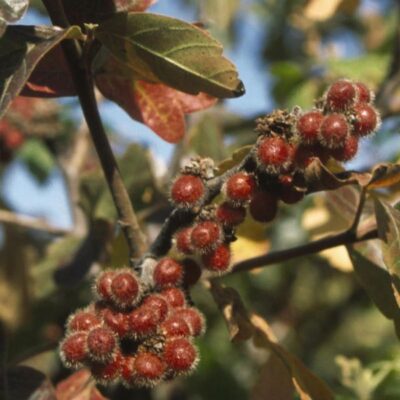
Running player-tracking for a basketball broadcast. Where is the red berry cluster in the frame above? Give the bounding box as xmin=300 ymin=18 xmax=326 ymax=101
xmin=60 ymin=265 xmax=204 ymax=388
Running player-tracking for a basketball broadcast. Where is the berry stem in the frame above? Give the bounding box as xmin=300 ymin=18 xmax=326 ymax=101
xmin=231 ymin=225 xmax=378 ymax=274
xmin=42 ymin=0 xmax=147 ymax=264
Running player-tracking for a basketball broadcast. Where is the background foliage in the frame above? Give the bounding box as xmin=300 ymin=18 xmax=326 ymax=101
xmin=2 ymin=0 xmax=400 ymax=399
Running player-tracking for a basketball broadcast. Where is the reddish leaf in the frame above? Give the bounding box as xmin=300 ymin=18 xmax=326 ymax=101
xmin=21 ymin=45 xmax=76 ymax=97
xmin=56 ymin=369 xmax=108 ymax=400
xmin=114 ymin=0 xmax=157 ymax=11
xmin=134 ymin=80 xmax=185 ymax=143
xmin=174 ymin=91 xmax=217 ymax=113
xmin=95 ymin=57 xmax=217 ymax=143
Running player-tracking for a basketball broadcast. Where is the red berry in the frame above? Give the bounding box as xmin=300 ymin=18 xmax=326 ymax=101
xmin=249 ymin=190 xmax=278 ymax=223
xmin=296 ymin=111 xmax=323 ymax=143
xmin=181 ymin=258 xmax=202 ymax=287
xmin=190 ymin=221 xmax=222 ymax=253
xmin=110 ymin=269 xmax=141 ymax=308
xmin=170 ymin=174 xmax=205 ymax=208
xmin=95 ymin=270 xmax=115 ymax=301
xmin=294 ymin=144 xmax=330 ymax=168
xmin=102 ymin=308 xmax=130 ymax=338
xmin=331 ymin=135 xmax=359 ymax=162
xmin=256 ymin=136 xmax=293 ymax=174
xmin=129 ymin=306 xmax=160 ymax=337
xmin=201 ymin=244 xmax=231 ymax=273
xmin=326 ymin=79 xmax=356 ymax=111
xmin=91 ymin=352 xmax=122 ymax=384
xmin=121 ymin=355 xmax=136 ymax=386
xmin=216 ymin=202 xmax=246 ymax=226
xmin=160 ymin=287 xmax=186 ymax=308
xmin=4 ymin=129 xmax=24 ymax=149
xmin=153 ymin=258 xmax=183 ymax=288
xmin=161 ymin=315 xmax=191 ymax=337
xmin=319 ymin=113 xmax=349 ymax=148
xmin=164 ymin=338 xmax=198 ymax=372
xmin=87 ymin=327 xmax=117 ymax=362
xmin=278 ymin=176 xmax=304 ymax=205
xmin=142 ymin=294 xmax=169 ymax=321
xmin=134 ymin=352 xmax=165 ymax=384
xmin=354 ymin=82 xmax=371 ymax=103
xmin=175 ymin=227 xmax=194 ymax=255
xmin=60 ymin=332 xmax=88 ymax=368
xmin=67 ymin=310 xmax=101 ymax=332
xmin=352 ymin=103 xmax=379 ymax=136
xmin=174 ymin=308 xmax=205 ymax=337
xmin=224 ymin=172 xmax=255 ymax=203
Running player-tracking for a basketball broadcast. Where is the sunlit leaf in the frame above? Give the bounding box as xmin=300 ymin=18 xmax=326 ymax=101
xmin=55 ymin=369 xmax=108 ymax=400
xmin=0 ymin=0 xmax=29 ymax=31
xmin=367 ymin=163 xmax=400 ymax=189
xmin=95 ymin=12 xmax=244 ymax=98
xmin=251 ymin=314 xmax=334 ymax=400
xmin=217 ymin=144 xmax=252 ymax=174
xmin=304 ymin=0 xmax=359 ymax=21
xmin=209 ymin=280 xmax=254 ymax=343
xmin=114 ymin=0 xmax=156 ymax=12
xmin=0 ymin=24 xmax=82 ymax=117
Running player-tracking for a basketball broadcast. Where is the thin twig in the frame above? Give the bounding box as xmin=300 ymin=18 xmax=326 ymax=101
xmin=42 ymin=0 xmax=147 ymax=263
xmin=231 ymin=226 xmax=378 ymax=274
xmin=0 ymin=209 xmax=70 ymax=235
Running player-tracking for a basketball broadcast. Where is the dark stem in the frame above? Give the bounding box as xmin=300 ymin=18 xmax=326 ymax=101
xmin=231 ymin=227 xmax=378 ymax=273
xmin=42 ymin=0 xmax=147 ymax=263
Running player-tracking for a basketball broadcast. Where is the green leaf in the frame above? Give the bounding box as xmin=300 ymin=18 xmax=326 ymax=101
xmin=374 ymin=199 xmax=400 ymax=298
xmin=217 ymin=144 xmax=252 ymax=175
xmin=17 ymin=139 xmax=55 ymax=183
xmin=94 ymin=12 xmax=244 ymax=98
xmin=0 ymin=25 xmax=82 ymax=118
xmin=327 ymin=54 xmax=390 ymax=88
xmin=347 ymin=245 xmax=400 ymax=339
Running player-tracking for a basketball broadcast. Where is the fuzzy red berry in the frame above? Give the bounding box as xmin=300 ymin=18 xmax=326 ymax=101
xmin=134 ymin=352 xmax=165 ymax=385
xmin=102 ymin=308 xmax=130 ymax=338
xmin=170 ymin=174 xmax=205 ymax=208
xmin=331 ymin=135 xmax=359 ymax=162
xmin=190 ymin=221 xmax=222 ymax=253
xmin=216 ymin=202 xmax=246 ymax=226
xmin=129 ymin=306 xmax=161 ymax=337
xmin=256 ymin=136 xmax=293 ymax=174
xmin=153 ymin=258 xmax=183 ymax=288
xmin=164 ymin=338 xmax=198 ymax=373
xmin=326 ymin=79 xmax=356 ymax=111
xmin=294 ymin=144 xmax=330 ymax=168
xmin=160 ymin=287 xmax=186 ymax=308
xmin=296 ymin=111 xmax=323 ymax=143
xmin=161 ymin=315 xmax=191 ymax=337
xmin=201 ymin=244 xmax=231 ymax=273
xmin=278 ymin=176 xmax=304 ymax=205
xmin=87 ymin=327 xmax=117 ymax=362
xmin=67 ymin=310 xmax=101 ymax=332
xmin=142 ymin=294 xmax=169 ymax=321
xmin=354 ymin=82 xmax=372 ymax=103
xmin=95 ymin=270 xmax=115 ymax=301
xmin=175 ymin=227 xmax=194 ymax=255
xmin=352 ymin=103 xmax=379 ymax=136
xmin=224 ymin=172 xmax=255 ymax=203
xmin=91 ymin=352 xmax=122 ymax=384
xmin=319 ymin=113 xmax=349 ymax=148
xmin=249 ymin=190 xmax=278 ymax=223
xmin=110 ymin=269 xmax=141 ymax=308
xmin=60 ymin=332 xmax=88 ymax=368
xmin=174 ymin=308 xmax=205 ymax=337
